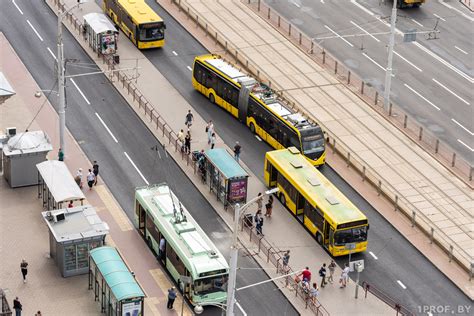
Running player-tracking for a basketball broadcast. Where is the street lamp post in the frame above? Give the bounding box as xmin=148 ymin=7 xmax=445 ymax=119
xmin=383 ymin=0 xmax=398 ymax=112
xmin=226 ymin=188 xmax=279 ymax=316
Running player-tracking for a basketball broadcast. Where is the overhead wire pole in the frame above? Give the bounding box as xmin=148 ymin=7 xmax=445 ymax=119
xmin=383 ymin=0 xmax=398 ymax=112
xmin=57 ymin=7 xmax=66 ymax=159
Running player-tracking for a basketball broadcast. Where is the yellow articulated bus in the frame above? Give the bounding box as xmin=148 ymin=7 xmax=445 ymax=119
xmin=192 ymin=54 xmax=326 ymax=167
xmin=264 ymin=147 xmax=368 ymax=256
xmin=102 ymin=0 xmax=166 ymax=49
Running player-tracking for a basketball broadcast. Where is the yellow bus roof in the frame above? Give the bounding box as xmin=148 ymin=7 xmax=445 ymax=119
xmin=266 ymin=148 xmax=367 ymax=225
xmin=118 ymin=0 xmax=163 ymax=25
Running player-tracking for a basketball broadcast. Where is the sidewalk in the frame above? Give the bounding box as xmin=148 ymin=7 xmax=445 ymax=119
xmin=46 ymin=0 xmax=401 ymax=314
xmin=0 ymin=32 xmax=192 ymax=316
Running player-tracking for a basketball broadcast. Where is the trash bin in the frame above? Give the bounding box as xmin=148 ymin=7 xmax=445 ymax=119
xmin=243 ymin=214 xmax=253 ymax=228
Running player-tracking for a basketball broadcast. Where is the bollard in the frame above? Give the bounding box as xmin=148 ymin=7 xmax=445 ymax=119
xmin=451 ymin=152 xmax=456 ymax=167
xmin=389 ymin=103 xmax=392 ymax=116
xmin=347 ymin=71 xmax=351 ymax=84
xmin=268 ymin=8 xmax=270 ymax=19
xmin=377 ymin=180 xmax=382 ymax=196
xmin=289 ymin=24 xmax=292 ymax=36
xmin=196 ymin=15 xmax=199 ymax=27
xmin=375 ymin=91 xmax=378 ymax=105
xmin=403 ymin=115 xmax=408 ymax=128
xmin=205 ymin=23 xmax=208 ymax=36
xmin=470 ymin=167 xmax=473 ymax=182
xmin=310 ymin=41 xmax=314 ymax=54
xmin=215 ymin=32 xmax=218 ymax=44
xmin=278 ymin=16 xmax=281 ymax=27
xmin=362 ymin=166 xmax=366 ymax=182
xmin=470 ymin=263 xmax=474 ymax=281
xmin=430 ymin=227 xmax=434 ymax=244
xmin=449 ymin=245 xmax=453 ymax=262
xmin=347 ymin=152 xmax=351 ymax=167
xmin=334 ymin=61 xmax=338 ymax=74
xmin=322 ymin=50 xmax=326 ymax=64
xmin=394 ymin=195 xmax=398 ymax=211
xmin=418 ymin=126 xmax=423 ymax=140
xmin=361 ymin=81 xmax=364 ymax=94
xmin=435 ymin=139 xmax=439 ymax=153
xmin=411 ymin=211 xmax=416 ymax=227
xmin=332 ymin=138 xmax=336 ymax=154
xmin=299 ymin=32 xmax=302 ymax=45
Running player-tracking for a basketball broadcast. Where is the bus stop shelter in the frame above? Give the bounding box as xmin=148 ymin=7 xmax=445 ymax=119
xmin=83 ymin=13 xmax=119 ymax=56
xmin=204 ymin=148 xmax=249 ymax=206
xmin=89 ymin=246 xmax=145 ymax=316
xmin=36 ymin=160 xmax=85 ymax=210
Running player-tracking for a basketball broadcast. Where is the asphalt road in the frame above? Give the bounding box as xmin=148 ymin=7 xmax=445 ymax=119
xmin=0 ymin=2 xmax=297 ymax=315
xmin=264 ymin=0 xmax=473 ymax=163
xmin=1 ymin=0 xmax=470 ymax=314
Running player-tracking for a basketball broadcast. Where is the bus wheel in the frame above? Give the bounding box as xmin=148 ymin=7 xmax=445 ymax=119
xmin=209 ymin=93 xmax=215 ymax=104
xmin=279 ymin=193 xmax=286 ymax=206
xmin=316 ymin=233 xmax=323 ymax=245
xmin=249 ymin=122 xmax=256 ymax=134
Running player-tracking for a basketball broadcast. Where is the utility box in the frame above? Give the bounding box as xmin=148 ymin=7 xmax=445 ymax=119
xmin=83 ymin=13 xmax=119 ymax=55
xmin=2 ymin=130 xmax=52 ymax=188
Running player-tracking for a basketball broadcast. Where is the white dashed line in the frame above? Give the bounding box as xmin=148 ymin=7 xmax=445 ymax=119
xmin=350 ymin=0 xmax=374 ymax=16
xmin=124 ymin=152 xmax=149 ymax=185
xmin=255 ymin=135 xmax=262 ymax=141
xmin=433 ymin=13 xmax=446 ymax=22
xmin=451 ymin=119 xmax=474 ymax=136
xmin=172 ymin=50 xmax=178 ymax=56
xmin=70 ymin=78 xmax=91 ymax=105
xmin=320 ymin=0 xmax=325 ymax=3
xmin=95 ymin=112 xmax=119 ymax=143
xmin=454 ymin=46 xmax=468 ymax=55
xmin=432 ymin=78 xmax=470 ymax=105
xmin=439 ymin=0 xmax=474 ymax=22
xmin=457 ymin=139 xmax=474 ymax=152
xmin=350 ymin=20 xmax=380 ymax=42
xmin=397 ymin=280 xmax=407 ymax=289
xmin=324 ymin=25 xmax=354 ymax=47
xmin=12 ymin=0 xmax=23 ymax=15
xmin=27 ymin=20 xmax=44 ymax=42
xmin=404 ymin=84 xmax=440 ymax=111
xmin=292 ymin=1 xmax=301 ymax=8
xmin=411 ymin=19 xmax=423 ymax=27
xmin=362 ymin=53 xmax=394 ymax=76
xmin=46 ymin=47 xmax=57 ymax=61
xmin=187 ymin=66 xmax=192 ymax=71
xmin=393 ymin=51 xmax=422 ymax=72
xmin=369 ymin=251 xmax=378 ymax=260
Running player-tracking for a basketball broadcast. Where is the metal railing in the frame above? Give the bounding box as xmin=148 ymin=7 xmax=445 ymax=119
xmin=0 ymin=289 xmax=12 ymax=316
xmin=361 ymin=281 xmax=414 ymax=316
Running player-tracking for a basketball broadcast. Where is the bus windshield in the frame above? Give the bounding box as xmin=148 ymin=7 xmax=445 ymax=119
xmin=300 ymin=128 xmax=324 ymax=154
xmin=194 ymin=275 xmax=228 ymax=295
xmin=334 ymin=226 xmax=368 ymax=246
xmin=139 ymin=23 xmax=165 ymax=41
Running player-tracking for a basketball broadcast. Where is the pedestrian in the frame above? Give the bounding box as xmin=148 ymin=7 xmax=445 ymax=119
xmin=328 ymin=260 xmax=336 ymax=283
xmin=340 ymin=263 xmax=350 ymax=288
xmin=75 ymin=168 xmax=83 ymax=189
xmin=233 ymin=141 xmax=241 ymax=162
xmin=319 ymin=263 xmax=327 ymax=288
xmin=68 ymin=200 xmax=74 ymax=208
xmin=58 ymin=148 xmax=64 ymax=161
xmin=282 ymin=250 xmax=290 ymax=272
xmin=159 ymin=237 xmax=166 ymax=260
xmin=210 ymin=132 xmax=216 ymax=149
xmin=177 ymin=129 xmax=185 ymax=152
xmin=167 ymin=287 xmax=177 ymax=309
xmin=184 ymin=131 xmax=191 ymax=154
xmin=35 ymin=311 xmax=42 ymax=316
xmin=299 ymin=266 xmax=311 ymax=282
xmin=265 ymin=198 xmax=273 ymax=217
xmin=20 ymin=259 xmax=28 ymax=283
xmin=13 ymin=297 xmax=22 ymax=316
xmin=92 ymin=160 xmax=99 ymax=185
xmin=87 ymin=169 xmax=95 ymax=190
xmin=206 ymin=120 xmax=214 ymax=144
xmin=185 ymin=110 xmax=193 ymax=129
xmin=309 ymin=283 xmax=319 ymax=304
xmin=269 ymin=194 xmax=274 ymax=206
xmin=255 ymin=209 xmax=264 ymax=236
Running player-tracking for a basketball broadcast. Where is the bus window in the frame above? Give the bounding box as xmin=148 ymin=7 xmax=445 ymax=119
xmin=333 ymin=227 xmax=368 ymax=246
xmin=139 ymin=24 xmax=164 ymax=41
xmin=267 ymin=162 xmax=278 ymax=183
xmin=304 ymin=202 xmax=324 ymax=232
xmin=194 ymin=275 xmax=228 ymax=295
xmin=167 ymin=246 xmax=186 ymax=275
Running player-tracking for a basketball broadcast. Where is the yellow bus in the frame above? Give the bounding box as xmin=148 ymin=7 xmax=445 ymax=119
xmin=264 ymin=148 xmax=368 ymax=256
xmin=102 ymin=0 xmax=166 ymax=49
xmin=192 ymin=54 xmax=326 ymax=166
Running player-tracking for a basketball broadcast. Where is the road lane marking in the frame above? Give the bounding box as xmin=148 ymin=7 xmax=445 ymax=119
xmin=432 ymin=78 xmax=470 ymax=105
xmin=46 ymin=47 xmax=57 ymax=61
xmin=236 ymin=301 xmax=248 ymax=316
xmin=433 ymin=13 xmax=446 ymax=22
xmin=350 ymin=20 xmax=380 ymax=42
xmin=124 ymin=151 xmax=149 ymax=185
xmin=70 ymin=78 xmax=91 ymax=105
xmin=172 ymin=50 xmax=178 ymax=56
xmin=292 ymin=1 xmax=301 ymax=8
xmin=454 ymin=46 xmax=468 ymax=55
xmin=439 ymin=0 xmax=474 ymax=22
xmin=451 ymin=118 xmax=474 ymax=135
xmin=27 ymin=20 xmax=44 ymax=42
xmin=12 ymin=0 xmax=23 ymax=15
xmin=324 ymin=25 xmax=354 ymax=47
xmin=362 ymin=53 xmax=394 ymax=76
xmin=320 ymin=0 xmax=325 ymax=3
xmin=255 ymin=135 xmax=262 ymax=141
xmin=393 ymin=51 xmax=422 ymax=72
xmin=403 ymin=84 xmax=440 ymax=111
xmin=413 ymin=42 xmax=474 ymax=83
xmin=369 ymin=251 xmax=378 ymax=260
xmin=411 ymin=19 xmax=423 ymax=27
xmin=457 ymin=139 xmax=474 ymax=152
xmin=95 ymin=112 xmax=119 ymax=143
xmin=187 ymin=66 xmax=192 ymax=71
xmin=397 ymin=280 xmax=407 ymax=289
xmin=350 ymin=0 xmax=374 ymax=16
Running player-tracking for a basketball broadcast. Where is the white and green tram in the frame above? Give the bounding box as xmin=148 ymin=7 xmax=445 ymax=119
xmin=134 ymin=183 xmax=229 ymax=306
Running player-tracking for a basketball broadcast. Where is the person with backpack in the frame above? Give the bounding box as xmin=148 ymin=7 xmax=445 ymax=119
xmin=185 ymin=110 xmax=193 ymax=129
xmin=319 ymin=263 xmax=327 ymax=288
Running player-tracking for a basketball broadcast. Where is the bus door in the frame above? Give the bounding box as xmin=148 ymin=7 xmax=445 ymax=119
xmin=328 ymin=226 xmax=335 ymax=252
xmin=323 ymin=222 xmax=330 ymax=248
xmin=238 ymin=84 xmax=250 ymax=123
xmin=296 ymin=193 xmax=305 ymax=223
xmin=138 ymin=205 xmax=146 ymax=236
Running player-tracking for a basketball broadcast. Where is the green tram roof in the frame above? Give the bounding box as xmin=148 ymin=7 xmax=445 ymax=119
xmin=117 ymin=0 xmax=163 ymax=25
xmin=135 ymin=183 xmax=229 ymax=278
xmin=89 ymin=246 xmax=145 ymax=301
xmin=266 ymin=148 xmax=367 ymax=225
